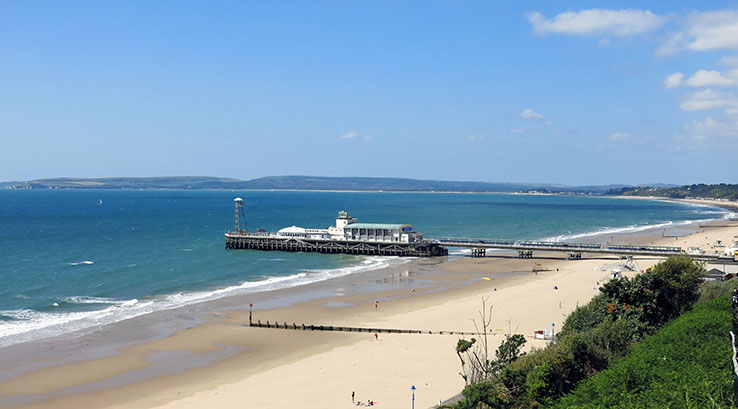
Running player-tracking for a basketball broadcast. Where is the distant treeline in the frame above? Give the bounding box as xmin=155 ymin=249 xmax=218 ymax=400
xmin=606 ymin=183 xmax=738 ymax=201
xmin=8 ymin=176 xmax=633 ymax=194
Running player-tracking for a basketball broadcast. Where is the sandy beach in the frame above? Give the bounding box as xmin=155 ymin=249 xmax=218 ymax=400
xmin=1 ymin=200 xmax=737 ymax=409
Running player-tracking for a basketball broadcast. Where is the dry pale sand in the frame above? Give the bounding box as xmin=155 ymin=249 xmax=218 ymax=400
xmin=1 ymin=206 xmax=737 ymax=409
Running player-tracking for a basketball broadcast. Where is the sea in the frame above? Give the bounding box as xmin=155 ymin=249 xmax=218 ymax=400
xmin=0 ymin=189 xmax=731 ymax=349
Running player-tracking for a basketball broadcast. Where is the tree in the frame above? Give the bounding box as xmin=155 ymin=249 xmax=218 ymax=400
xmin=455 ymin=299 xmax=527 ymax=385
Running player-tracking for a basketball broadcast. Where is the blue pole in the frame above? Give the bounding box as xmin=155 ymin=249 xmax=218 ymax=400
xmin=552 ymin=323 xmax=555 ymax=342
xmin=411 ymin=385 xmax=416 ymax=409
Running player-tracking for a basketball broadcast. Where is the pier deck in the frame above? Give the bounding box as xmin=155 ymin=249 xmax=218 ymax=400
xmin=433 ymin=237 xmax=730 ymax=260
xmin=225 ymin=232 xmax=726 ymax=259
xmin=225 ymin=232 xmax=448 ymax=257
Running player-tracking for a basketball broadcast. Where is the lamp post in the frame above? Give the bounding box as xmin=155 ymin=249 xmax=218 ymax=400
xmin=410 ymin=385 xmax=416 ymax=409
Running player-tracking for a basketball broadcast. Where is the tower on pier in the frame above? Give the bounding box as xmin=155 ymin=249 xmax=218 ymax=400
xmin=234 ymin=197 xmax=246 ymax=232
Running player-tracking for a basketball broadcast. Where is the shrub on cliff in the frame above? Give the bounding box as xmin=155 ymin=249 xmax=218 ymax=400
xmin=453 ymin=256 xmax=708 ymax=408
xmin=555 ymin=296 xmax=735 ymax=408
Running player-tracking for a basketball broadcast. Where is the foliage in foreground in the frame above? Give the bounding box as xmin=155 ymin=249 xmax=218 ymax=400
xmin=700 ymin=277 xmax=738 ymax=302
xmin=555 ymin=296 xmax=735 ymax=408
xmin=452 ymin=256 xmax=708 ymax=408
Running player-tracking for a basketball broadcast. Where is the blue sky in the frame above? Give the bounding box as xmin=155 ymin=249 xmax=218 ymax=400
xmin=1 ymin=1 xmax=737 ymax=185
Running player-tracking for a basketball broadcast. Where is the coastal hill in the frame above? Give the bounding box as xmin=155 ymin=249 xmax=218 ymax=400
xmin=7 ymin=176 xmax=632 ymax=193
xmin=605 ymin=184 xmax=738 ymax=201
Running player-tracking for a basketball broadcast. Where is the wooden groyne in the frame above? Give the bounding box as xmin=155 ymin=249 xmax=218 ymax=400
xmin=248 ymin=319 xmax=478 ymax=336
xmin=247 ymin=319 xmax=551 ymax=340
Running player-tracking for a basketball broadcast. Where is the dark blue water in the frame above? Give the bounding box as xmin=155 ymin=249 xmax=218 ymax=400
xmin=0 ymin=190 xmax=728 ymax=347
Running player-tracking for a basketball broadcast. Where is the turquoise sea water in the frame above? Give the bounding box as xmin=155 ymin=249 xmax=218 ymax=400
xmin=0 ymin=190 xmax=730 ymax=348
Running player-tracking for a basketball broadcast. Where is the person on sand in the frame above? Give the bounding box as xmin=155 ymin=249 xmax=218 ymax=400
xmin=375 ymin=300 xmax=379 ymax=310
xmin=352 ymin=391 xmax=355 ymax=403
xmin=374 ymin=333 xmax=378 ymax=340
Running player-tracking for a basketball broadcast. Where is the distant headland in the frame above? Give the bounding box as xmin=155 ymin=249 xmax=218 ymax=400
xmin=1 ymin=176 xmax=642 ymax=194
xmin=2 ymin=176 xmax=737 ymax=201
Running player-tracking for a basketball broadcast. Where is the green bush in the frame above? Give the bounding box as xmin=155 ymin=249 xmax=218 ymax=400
xmin=700 ymin=278 xmax=738 ymax=302
xmin=555 ymin=296 xmax=735 ymax=408
xmin=451 ymin=256 xmax=711 ymax=408
xmin=559 ymin=295 xmax=611 ymax=338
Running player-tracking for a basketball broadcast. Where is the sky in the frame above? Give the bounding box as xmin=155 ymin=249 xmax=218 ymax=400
xmin=1 ymin=1 xmax=737 ymax=186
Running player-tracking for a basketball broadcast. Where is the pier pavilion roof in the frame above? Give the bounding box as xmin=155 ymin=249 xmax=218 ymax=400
xmin=344 ymin=223 xmax=411 ymax=230
xmin=278 ymin=226 xmax=306 ymax=234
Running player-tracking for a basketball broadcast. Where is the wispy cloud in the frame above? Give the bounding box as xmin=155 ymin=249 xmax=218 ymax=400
xmin=468 ymin=134 xmax=484 ymax=141
xmin=608 ymin=132 xmax=631 ymax=141
xmin=675 ymin=115 xmax=738 ymax=148
xmin=658 ymin=10 xmax=738 ymax=55
xmin=527 ymin=9 xmax=667 ymax=37
xmin=680 ymin=88 xmax=738 ymax=114
xmin=520 ymin=108 xmax=544 ymax=120
xmin=608 ymin=132 xmax=646 ymax=144
xmin=719 ymin=55 xmax=738 ymax=66
xmin=341 ymin=130 xmax=373 ymax=141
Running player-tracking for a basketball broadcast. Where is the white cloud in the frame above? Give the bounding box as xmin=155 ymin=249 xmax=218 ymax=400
xmin=686 ymin=69 xmax=738 ymax=87
xmin=680 ymin=88 xmax=738 ymax=113
xmin=527 ymin=9 xmax=667 ymax=37
xmin=664 ymin=72 xmax=684 ymax=88
xmin=520 ymin=108 xmax=544 ymax=120
xmin=362 ymin=134 xmax=373 ymax=141
xmin=719 ymin=55 xmax=738 ymax=66
xmin=509 ymin=128 xmax=525 ymax=135
xmin=468 ymin=134 xmax=484 ymax=141
xmin=667 ymin=69 xmax=738 ymax=88
xmin=659 ymin=10 xmax=738 ymax=54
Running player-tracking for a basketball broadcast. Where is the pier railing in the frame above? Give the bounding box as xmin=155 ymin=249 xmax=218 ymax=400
xmin=432 ymin=237 xmax=685 ymax=257
xmin=226 ymin=231 xmax=729 ymax=260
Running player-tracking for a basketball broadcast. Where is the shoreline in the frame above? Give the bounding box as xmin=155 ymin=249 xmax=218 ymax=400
xmin=1 ymin=204 xmax=737 ymax=408
xmin=5 ymin=195 xmax=731 ymax=353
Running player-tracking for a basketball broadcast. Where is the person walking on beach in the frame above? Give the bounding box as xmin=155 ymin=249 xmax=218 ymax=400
xmin=352 ymin=391 xmax=355 ymax=403
xmin=375 ymin=300 xmax=379 ymax=310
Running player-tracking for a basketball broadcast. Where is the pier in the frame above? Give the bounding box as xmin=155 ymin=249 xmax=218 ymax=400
xmin=433 ymin=237 xmax=686 ymax=258
xmin=225 ymin=198 xmax=736 ymax=261
xmin=225 ymin=233 xmax=448 ymax=257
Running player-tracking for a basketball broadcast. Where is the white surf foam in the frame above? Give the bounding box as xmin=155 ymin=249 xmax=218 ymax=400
xmin=0 ymin=256 xmax=410 ymax=348
xmin=68 ymin=261 xmax=94 ymax=266
xmin=541 ymin=214 xmax=729 ymax=243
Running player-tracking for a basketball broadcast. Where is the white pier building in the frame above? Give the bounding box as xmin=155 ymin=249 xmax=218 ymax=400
xmin=276 ymin=210 xmax=423 ymax=243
